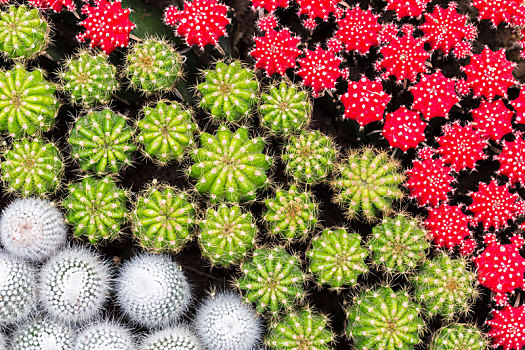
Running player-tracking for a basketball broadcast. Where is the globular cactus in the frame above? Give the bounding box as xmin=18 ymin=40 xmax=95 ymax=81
xmin=131 ymin=183 xmax=195 ymax=253
xmin=236 ymin=246 xmax=306 ymax=316
xmin=282 ymin=130 xmax=337 ymax=184
xmin=194 ymin=291 xmax=262 ymax=350
xmin=73 ymin=322 xmax=136 ymax=350
xmin=1 ymin=138 xmax=64 ymax=197
xmin=115 ymin=253 xmax=192 ymax=328
xmin=63 ymin=176 xmax=127 ymax=244
xmin=430 ymin=323 xmax=488 ymax=350
xmin=198 ymin=203 xmax=257 ymax=266
xmin=125 ymin=38 xmax=183 ymax=94
xmin=307 ymin=228 xmax=368 ymax=289
xmin=0 ymin=197 xmax=67 ymax=261
xmin=331 ymin=147 xmax=405 ymax=220
xmin=137 ymin=101 xmax=196 ymax=164
xmin=68 ymin=109 xmax=136 ymax=175
xmin=197 ymin=61 xmax=259 ymax=122
xmin=38 ymin=247 xmax=110 ymax=323
xmin=189 ymin=125 xmax=272 ymax=202
xmin=11 ymin=318 xmax=74 ymax=350
xmin=141 ymin=325 xmax=203 ymax=350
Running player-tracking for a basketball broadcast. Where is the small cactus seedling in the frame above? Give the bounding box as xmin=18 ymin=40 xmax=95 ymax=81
xmin=198 ymin=203 xmax=257 ymax=266
xmin=189 ymin=125 xmax=272 ymax=202
xmin=282 ymin=130 xmax=336 ymax=184
xmin=73 ymin=322 xmax=136 ymax=350
xmin=197 ymin=61 xmax=259 ymax=122
xmin=236 ymin=246 xmax=306 ymax=316
xmin=486 ymin=304 xmax=525 ymax=350
xmin=0 ymin=5 xmax=48 ymax=60
xmin=68 ymin=109 xmax=136 ymax=175
xmin=1 ymin=138 xmax=64 ymax=197
xmin=63 ymin=176 xmax=127 ymax=244
xmin=142 ymin=325 xmax=203 ymax=350
xmin=125 ymin=38 xmax=183 ymax=94
xmin=195 ymin=292 xmax=262 ymax=350
xmin=346 ymin=286 xmax=424 ymax=349
xmin=266 ymin=307 xmax=335 ymax=349
xmin=430 ymin=323 xmax=488 ymax=350
xmin=131 ymin=183 xmax=195 ymax=253
xmin=11 ymin=318 xmax=74 ymax=350
xmin=307 ymin=228 xmax=368 ymax=289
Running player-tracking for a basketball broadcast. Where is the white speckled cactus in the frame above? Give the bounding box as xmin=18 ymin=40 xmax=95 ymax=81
xmin=11 ymin=317 xmax=74 ymax=350
xmin=141 ymin=325 xmax=202 ymax=350
xmin=73 ymin=322 xmax=136 ymax=350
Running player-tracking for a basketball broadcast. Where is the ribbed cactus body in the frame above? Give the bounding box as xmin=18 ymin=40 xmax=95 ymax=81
xmin=142 ymin=326 xmax=202 ymax=350
xmin=11 ymin=318 xmax=74 ymax=350
xmin=73 ymin=322 xmax=135 ymax=350
xmin=430 ymin=324 xmax=488 ymax=350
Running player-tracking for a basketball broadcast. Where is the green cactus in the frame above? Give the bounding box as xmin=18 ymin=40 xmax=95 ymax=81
xmin=198 ymin=203 xmax=257 ymax=266
xmin=68 ymin=109 xmax=136 ymax=175
xmin=368 ymin=214 xmax=429 ymax=274
xmin=0 ymin=65 xmax=59 ymax=137
xmin=332 ymin=147 xmax=405 ymax=220
xmin=236 ymin=246 xmax=306 ymax=316
xmin=265 ymin=308 xmax=335 ymax=350
xmin=0 ymin=5 xmax=48 ymax=60
xmin=189 ymin=125 xmax=272 ymax=202
xmin=58 ymin=50 xmax=118 ymax=107
xmin=282 ymin=130 xmax=336 ymax=184
xmin=131 ymin=183 xmax=195 ymax=253
xmin=137 ymin=101 xmax=196 ymax=164
xmin=346 ymin=286 xmax=424 ymax=350
xmin=307 ymin=228 xmax=368 ymax=289
xmin=259 ymin=82 xmax=311 ymax=135
xmin=197 ymin=60 xmax=259 ymax=122
xmin=1 ymin=138 xmax=63 ymax=197
xmin=430 ymin=324 xmax=488 ymax=350
xmin=63 ymin=176 xmax=127 ymax=244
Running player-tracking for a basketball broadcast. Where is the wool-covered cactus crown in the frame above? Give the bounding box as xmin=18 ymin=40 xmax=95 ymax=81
xmin=73 ymin=322 xmax=136 ymax=350
xmin=11 ymin=318 xmax=74 ymax=350
xmin=142 ymin=325 xmax=203 ymax=350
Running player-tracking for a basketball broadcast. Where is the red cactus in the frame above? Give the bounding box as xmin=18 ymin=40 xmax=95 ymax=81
xmin=385 ymin=0 xmax=431 ymax=18
xmin=251 ymin=0 xmax=289 ymax=12
xmin=425 ymin=204 xmax=471 ymax=250
xmin=295 ymin=0 xmax=338 ymax=27
xmin=256 ymin=15 xmax=278 ymax=32
xmin=378 ymin=23 xmax=398 ymax=43
xmin=409 ymin=71 xmax=459 ymax=120
xmin=497 ymin=134 xmax=525 ymax=187
xmin=334 ymin=7 xmax=381 ymax=55
xmin=28 ymin=0 xmax=74 ymax=12
xmin=250 ymin=28 xmax=301 ymax=76
xmin=487 ymin=304 xmax=525 ymax=350
xmin=511 ymin=88 xmax=525 ymax=124
xmin=472 ymin=0 xmax=522 ymax=27
xmin=382 ymin=107 xmax=426 ymax=151
xmin=471 ymin=99 xmax=514 ymax=142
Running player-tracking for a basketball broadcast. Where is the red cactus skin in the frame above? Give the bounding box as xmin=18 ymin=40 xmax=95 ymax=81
xmin=28 ymin=0 xmax=74 ymax=12
xmin=425 ymin=204 xmax=471 ymax=250
xmin=385 ymin=0 xmax=431 ymax=18
xmin=340 ymin=76 xmax=391 ymax=127
xmin=295 ymin=0 xmax=338 ymax=27
xmin=251 ymin=0 xmax=289 ymax=12
xmin=409 ymin=71 xmax=459 ymax=120
xmin=487 ymin=304 xmax=525 ymax=350
xmin=497 ymin=134 xmax=525 ymax=187
xmin=511 ymin=88 xmax=525 ymax=124
xmin=382 ymin=107 xmax=426 ymax=151
xmin=459 ymin=238 xmax=477 ymax=256
xmin=472 ymin=0 xmax=522 ymax=27
xmin=250 ymin=28 xmax=301 ymax=76
xmin=164 ymin=0 xmax=230 ymax=49
xmin=334 ymin=7 xmax=381 ymax=55
xmin=471 ymin=99 xmax=514 ymax=142
xmin=379 ymin=23 xmax=398 ymax=43
xmin=256 ymin=15 xmax=278 ymax=32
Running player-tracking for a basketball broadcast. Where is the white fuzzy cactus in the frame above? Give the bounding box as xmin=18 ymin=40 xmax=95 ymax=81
xmin=0 ymin=331 xmax=6 ymax=350
xmin=0 ymin=198 xmax=67 ymax=261
xmin=194 ymin=291 xmax=262 ymax=350
xmin=73 ymin=321 xmax=135 ymax=350
xmin=116 ymin=254 xmax=191 ymax=329
xmin=11 ymin=317 xmax=74 ymax=350
xmin=141 ymin=325 xmax=202 ymax=350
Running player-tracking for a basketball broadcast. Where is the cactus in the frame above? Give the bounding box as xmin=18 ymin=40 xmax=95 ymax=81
xmin=58 ymin=50 xmax=118 ymax=107
xmin=346 ymin=286 xmax=424 ymax=349
xmin=125 ymin=38 xmax=183 ymax=93
xmin=198 ymin=203 xmax=257 ymax=266
xmin=263 ymin=185 xmax=318 ymax=242
xmin=115 ymin=253 xmax=192 ymax=328
xmin=0 ymin=197 xmax=67 ymax=261
xmin=131 ymin=183 xmax=195 ymax=253
xmin=1 ymin=138 xmax=64 ymax=197
xmin=189 ymin=125 xmax=272 ymax=202
xmin=197 ymin=61 xmax=259 ymax=122
xmin=265 ymin=307 xmax=335 ymax=350
xmin=194 ymin=291 xmax=262 ymax=350
xmin=73 ymin=322 xmax=136 ymax=350
xmin=331 ymin=147 xmax=405 ymax=220
xmin=0 ymin=65 xmax=59 ymax=137
xmin=430 ymin=323 xmax=488 ymax=350
xmin=0 ymin=333 xmax=4 ymax=350
xmin=142 ymin=325 xmax=203 ymax=350
xmin=68 ymin=109 xmax=136 ymax=175
xmin=236 ymin=246 xmax=306 ymax=316
xmin=282 ymin=130 xmax=336 ymax=184
xmin=39 ymin=247 xmax=110 ymax=323
xmin=307 ymin=228 xmax=368 ymax=289
xmin=63 ymin=176 xmax=127 ymax=244
xmin=0 ymin=5 xmax=48 ymax=60
xmin=11 ymin=318 xmax=74 ymax=350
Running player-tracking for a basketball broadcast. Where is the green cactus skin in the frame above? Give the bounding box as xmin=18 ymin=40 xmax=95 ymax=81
xmin=259 ymin=82 xmax=311 ymax=135
xmin=1 ymin=138 xmax=64 ymax=196
xmin=198 ymin=203 xmax=257 ymax=266
xmin=368 ymin=214 xmax=429 ymax=274
xmin=346 ymin=286 xmax=424 ymax=350
xmin=68 ymin=109 xmax=136 ymax=175
xmin=137 ymin=101 xmax=196 ymax=164
xmin=236 ymin=246 xmax=306 ymax=316
xmin=63 ymin=176 xmax=127 ymax=244
xmin=125 ymin=38 xmax=183 ymax=93
xmin=189 ymin=125 xmax=272 ymax=202
xmin=412 ymin=253 xmax=478 ymax=321
xmin=0 ymin=5 xmax=48 ymax=60
xmin=131 ymin=183 xmax=195 ymax=253
xmin=59 ymin=50 xmax=118 ymax=107
xmin=0 ymin=65 xmax=58 ymax=137
xmin=282 ymin=130 xmax=336 ymax=185
xmin=430 ymin=323 xmax=488 ymax=350
xmin=263 ymin=185 xmax=318 ymax=242
xmin=332 ymin=148 xmax=405 ymax=221
xmin=197 ymin=61 xmax=259 ymax=122
xmin=265 ymin=308 xmax=335 ymax=350
xmin=307 ymin=228 xmax=368 ymax=289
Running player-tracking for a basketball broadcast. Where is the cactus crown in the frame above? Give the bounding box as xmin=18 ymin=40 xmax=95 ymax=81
xmin=431 ymin=323 xmax=488 ymax=350
xmin=141 ymin=325 xmax=203 ymax=350
xmin=73 ymin=322 xmax=136 ymax=350
xmin=11 ymin=318 xmax=74 ymax=350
